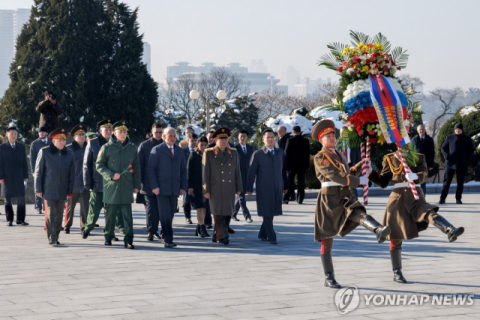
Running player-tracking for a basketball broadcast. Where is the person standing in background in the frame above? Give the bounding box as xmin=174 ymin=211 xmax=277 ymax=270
xmin=36 ymin=91 xmax=62 ymax=133
xmin=284 ymin=126 xmax=310 ymax=204
xmin=30 ymin=126 xmax=50 ymax=215
xmin=233 ymin=129 xmax=253 ymax=223
xmin=411 ymin=124 xmax=435 ymax=195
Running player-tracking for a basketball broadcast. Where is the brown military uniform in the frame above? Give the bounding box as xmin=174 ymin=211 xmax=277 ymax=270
xmin=314 ymin=149 xmax=365 ymax=242
xmin=202 ymin=146 xmax=242 ymax=241
xmin=369 ymin=152 xmax=439 ymax=240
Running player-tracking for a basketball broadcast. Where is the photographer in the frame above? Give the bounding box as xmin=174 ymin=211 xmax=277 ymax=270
xmin=36 ymin=90 xmax=62 ymax=133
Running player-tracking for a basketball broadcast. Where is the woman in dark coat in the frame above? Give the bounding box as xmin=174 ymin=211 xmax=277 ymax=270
xmin=187 ymin=136 xmax=209 ymax=238
xmin=246 ymin=129 xmax=288 ymax=244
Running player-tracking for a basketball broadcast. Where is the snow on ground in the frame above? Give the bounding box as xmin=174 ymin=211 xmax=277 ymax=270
xmin=265 ymin=114 xmax=314 ymax=134
xmin=308 ymin=106 xmax=344 ymax=127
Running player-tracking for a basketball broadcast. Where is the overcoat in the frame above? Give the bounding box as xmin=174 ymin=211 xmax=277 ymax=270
xmin=66 ymin=140 xmax=87 ymax=194
xmin=96 ymin=135 xmax=141 ymax=204
xmin=246 ymin=146 xmax=288 ymax=217
xmin=313 ymin=149 xmax=363 ymax=241
xmin=0 ymin=142 xmax=29 ymax=197
xmin=369 ymin=153 xmax=437 ymax=240
xmin=202 ymin=146 xmax=242 ymax=216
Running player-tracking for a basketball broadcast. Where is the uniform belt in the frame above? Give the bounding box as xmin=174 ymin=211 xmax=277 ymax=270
xmin=393 ymin=182 xmax=420 ymax=188
xmin=321 ymin=181 xmax=344 ymax=187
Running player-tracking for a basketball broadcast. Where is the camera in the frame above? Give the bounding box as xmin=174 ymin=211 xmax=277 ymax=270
xmin=49 ymin=94 xmax=57 ymax=100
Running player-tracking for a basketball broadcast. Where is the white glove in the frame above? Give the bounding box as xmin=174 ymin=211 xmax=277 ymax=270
xmin=365 ymin=159 xmax=373 ymax=175
xmin=359 ymin=175 xmax=369 ymax=185
xmin=406 ymin=172 xmax=418 ymax=182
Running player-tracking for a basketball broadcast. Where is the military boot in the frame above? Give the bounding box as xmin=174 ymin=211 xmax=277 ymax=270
xmin=361 ymin=215 xmax=391 ymax=243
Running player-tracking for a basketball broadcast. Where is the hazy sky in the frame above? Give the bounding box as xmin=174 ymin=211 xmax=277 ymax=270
xmin=4 ymin=0 xmax=480 ymax=91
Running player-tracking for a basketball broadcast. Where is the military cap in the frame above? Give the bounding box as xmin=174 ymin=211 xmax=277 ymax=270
xmin=311 ymin=119 xmax=335 ymax=141
xmin=70 ymin=124 xmax=87 ymax=136
xmin=39 ymin=126 xmax=48 ymax=133
xmin=86 ymin=132 xmax=97 ymax=139
xmin=49 ymin=128 xmax=68 ymax=140
xmin=212 ymin=127 xmax=231 ymax=139
xmin=97 ymin=119 xmax=114 ymax=128
xmin=113 ymin=120 xmax=128 ymax=131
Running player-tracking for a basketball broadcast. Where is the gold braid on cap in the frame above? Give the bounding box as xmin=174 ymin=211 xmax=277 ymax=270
xmin=52 ymin=133 xmax=67 ymax=140
xmin=74 ymin=129 xmax=86 ymax=135
xmin=100 ymin=123 xmax=113 ymax=128
xmin=115 ymin=125 xmax=128 ymax=131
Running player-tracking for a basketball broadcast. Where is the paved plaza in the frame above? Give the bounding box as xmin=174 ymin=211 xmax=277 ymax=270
xmin=0 ymin=192 xmax=479 ymax=319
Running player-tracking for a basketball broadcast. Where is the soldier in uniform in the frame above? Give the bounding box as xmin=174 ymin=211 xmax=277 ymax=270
xmin=369 ymin=149 xmax=465 ymax=283
xmin=202 ymin=127 xmax=242 ymax=245
xmin=312 ymin=119 xmax=391 ymax=288
xmin=85 ymin=132 xmax=97 ymax=143
xmin=34 ymin=128 xmax=74 ymax=245
xmin=63 ymin=124 xmax=89 ymax=234
xmin=96 ymin=121 xmax=140 ymax=249
xmin=82 ymin=119 xmax=123 ymax=240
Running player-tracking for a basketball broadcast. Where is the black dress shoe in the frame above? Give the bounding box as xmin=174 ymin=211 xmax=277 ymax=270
xmin=232 ymin=216 xmax=240 ymax=221
xmin=95 ymin=224 xmax=100 ymax=227
xmin=164 ymin=242 xmax=177 ymax=248
xmin=228 ymin=227 xmax=235 ymax=234
xmin=82 ymin=230 xmax=90 ymax=239
xmin=185 ymin=218 xmax=192 ymax=224
xmin=282 ymin=200 xmax=289 ymax=205
xmin=113 ymin=237 xmax=119 ymax=241
xmin=55 ymin=241 xmax=61 ymax=245
xmin=393 ymin=269 xmax=407 ymax=283
xmin=7 ymin=221 xmax=13 ymax=226
xmin=269 ymin=240 xmax=277 ymax=245
xmin=219 ymin=238 xmax=229 ymax=245
xmin=246 ymin=218 xmax=253 ymax=223
xmin=153 ymin=233 xmax=162 ymax=240
xmin=65 ymin=228 xmax=70 ymax=234
xmin=439 ymin=199 xmax=445 ymax=204
xmin=49 ymin=239 xmax=56 ymax=245
xmin=147 ymin=234 xmax=154 ymax=241
xmin=125 ymin=243 xmax=135 ymax=249
xmin=105 ymin=239 xmax=112 ymax=246
xmin=456 ymin=199 xmax=462 ymax=204
xmin=37 ymin=210 xmax=43 ymax=215
xmin=17 ymin=221 xmax=29 ymax=226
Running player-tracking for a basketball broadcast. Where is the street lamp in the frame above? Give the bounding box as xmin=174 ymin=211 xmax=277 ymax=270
xmin=189 ymin=90 xmax=200 ymax=125
xmin=190 ymin=89 xmax=226 ymax=132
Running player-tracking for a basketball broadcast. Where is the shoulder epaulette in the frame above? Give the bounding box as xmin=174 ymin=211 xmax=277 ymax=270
xmin=40 ymin=145 xmax=49 ymax=150
xmin=66 ymin=143 xmax=72 ymax=147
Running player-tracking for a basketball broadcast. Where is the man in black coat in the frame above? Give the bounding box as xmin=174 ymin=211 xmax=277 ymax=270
xmin=439 ymin=123 xmax=474 ymax=204
xmin=0 ymin=126 xmax=29 ymax=226
xmin=411 ymin=124 xmax=435 ymax=195
xmin=233 ymin=129 xmax=253 ymax=222
xmin=36 ymin=91 xmax=62 ymax=133
xmin=275 ymin=126 xmax=291 ymax=150
xmin=339 ymin=126 xmax=362 ymax=198
xmin=182 ymin=133 xmax=198 ymax=224
xmin=63 ymin=124 xmax=89 ymax=234
xmin=138 ymin=123 xmax=164 ymax=241
xmin=284 ymin=126 xmax=310 ymax=204
xmin=30 ymin=126 xmax=50 ymax=215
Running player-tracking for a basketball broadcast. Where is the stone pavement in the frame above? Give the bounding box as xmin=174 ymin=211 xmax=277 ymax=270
xmin=0 ymin=192 xmax=479 ymax=320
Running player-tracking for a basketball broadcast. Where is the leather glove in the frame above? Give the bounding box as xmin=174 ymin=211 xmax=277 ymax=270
xmin=359 ymin=175 xmax=369 ymax=185
xmin=406 ymin=172 xmax=418 ymax=182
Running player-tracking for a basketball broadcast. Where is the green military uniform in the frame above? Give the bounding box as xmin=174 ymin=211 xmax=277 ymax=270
xmin=202 ymin=127 xmax=242 ymax=244
xmin=96 ymin=121 xmax=141 ymax=248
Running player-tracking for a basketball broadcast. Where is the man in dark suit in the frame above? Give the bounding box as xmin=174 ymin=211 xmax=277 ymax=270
xmin=0 ymin=126 xmax=29 ymax=226
xmin=284 ymin=126 xmax=310 ymax=204
xmin=275 ymin=126 xmax=291 ymax=150
xmin=137 ymin=123 xmax=163 ymax=241
xmin=30 ymin=126 xmax=50 ymax=215
xmin=182 ymin=133 xmax=198 ymax=224
xmin=147 ymin=127 xmax=188 ymax=248
xmin=439 ymin=123 xmax=474 ymax=204
xmin=339 ymin=126 xmax=361 ymax=198
xmin=233 ymin=129 xmax=253 ymax=223
xmin=411 ymin=124 xmax=435 ymax=195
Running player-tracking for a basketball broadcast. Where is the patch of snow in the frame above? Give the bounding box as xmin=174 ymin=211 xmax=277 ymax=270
xmin=308 ymin=106 xmax=343 ymax=128
xmin=79 ymin=116 xmax=84 ymax=122
xmin=264 ymin=114 xmax=314 ymax=134
xmin=459 ymin=106 xmax=477 ymax=117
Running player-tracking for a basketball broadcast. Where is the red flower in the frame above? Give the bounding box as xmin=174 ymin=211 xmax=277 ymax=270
xmin=368 ymin=130 xmax=375 ymax=135
xmin=370 ymin=138 xmax=376 ymax=143
xmin=366 ymin=59 xmax=370 ymax=63
xmin=352 ymin=56 xmax=361 ymax=63
xmin=383 ymin=66 xmax=389 ymax=71
xmin=342 ymin=61 xmax=349 ymax=67
xmin=131 ymin=169 xmax=134 ymax=173
xmin=129 ymin=164 xmax=133 ymax=168
xmin=398 ymin=67 xmax=401 ymax=71
xmin=338 ymin=67 xmax=343 ymax=72
xmin=354 ymin=69 xmax=360 ymax=74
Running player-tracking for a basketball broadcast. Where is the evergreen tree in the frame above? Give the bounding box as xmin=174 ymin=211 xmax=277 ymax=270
xmin=0 ymin=0 xmax=157 ymax=142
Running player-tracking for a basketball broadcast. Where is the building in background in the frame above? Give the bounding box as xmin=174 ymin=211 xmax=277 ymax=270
xmin=281 ymin=66 xmax=300 ymax=96
xmin=293 ymin=77 xmax=331 ymax=97
xmin=249 ymin=59 xmax=267 ymax=73
xmin=165 ymin=61 xmax=287 ymax=94
xmin=142 ymin=42 xmax=151 ymax=73
xmin=0 ymin=8 xmax=30 ymax=98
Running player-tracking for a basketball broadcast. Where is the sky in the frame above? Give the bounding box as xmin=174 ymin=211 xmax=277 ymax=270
xmin=4 ymin=0 xmax=480 ymax=92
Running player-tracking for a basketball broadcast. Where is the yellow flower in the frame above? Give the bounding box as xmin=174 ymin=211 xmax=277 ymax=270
xmin=377 ymin=132 xmax=386 ymax=145
xmin=361 ymin=65 xmax=370 ymax=73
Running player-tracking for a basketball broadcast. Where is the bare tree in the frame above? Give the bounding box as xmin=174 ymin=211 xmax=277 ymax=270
xmin=198 ymin=67 xmax=250 ymax=100
xmin=158 ymin=74 xmax=201 ymax=123
xmin=255 ymin=88 xmax=291 ymax=120
xmin=428 ymin=87 xmax=464 ymax=139
xmin=316 ymin=82 xmax=339 ymax=105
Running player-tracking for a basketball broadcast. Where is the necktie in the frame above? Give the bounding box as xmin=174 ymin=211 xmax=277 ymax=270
xmin=170 ymin=147 xmax=174 ymax=159
xmin=12 ymin=144 xmax=15 ymax=149
xmin=243 ymin=146 xmax=246 ymax=155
